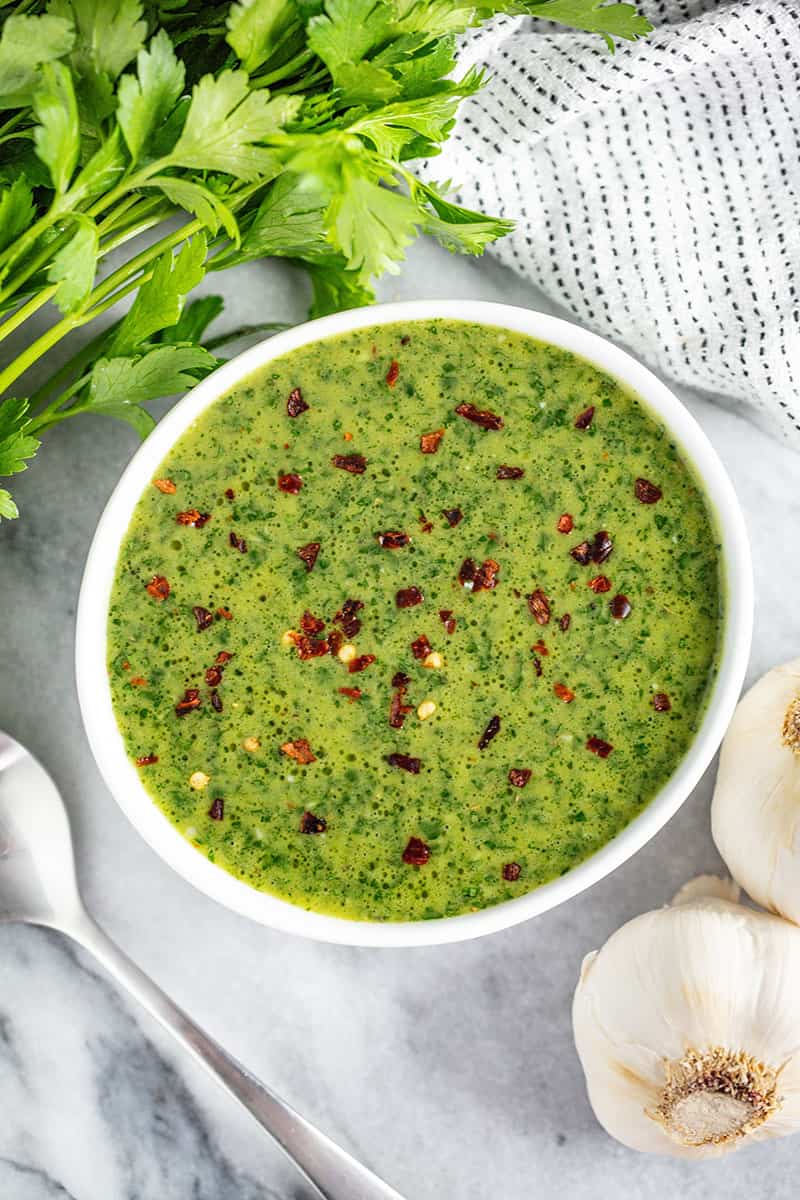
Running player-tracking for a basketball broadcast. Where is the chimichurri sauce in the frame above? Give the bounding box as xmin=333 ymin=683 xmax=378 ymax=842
xmin=108 ymin=320 xmax=723 ymax=922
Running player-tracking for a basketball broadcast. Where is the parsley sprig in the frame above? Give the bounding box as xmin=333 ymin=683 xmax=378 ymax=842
xmin=0 ymin=0 xmax=650 ymax=519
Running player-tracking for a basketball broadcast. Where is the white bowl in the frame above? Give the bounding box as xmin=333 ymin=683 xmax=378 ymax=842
xmin=76 ymin=301 xmax=753 ymax=947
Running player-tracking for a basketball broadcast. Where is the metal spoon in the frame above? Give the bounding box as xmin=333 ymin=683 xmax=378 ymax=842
xmin=0 ymin=732 xmax=406 ymax=1200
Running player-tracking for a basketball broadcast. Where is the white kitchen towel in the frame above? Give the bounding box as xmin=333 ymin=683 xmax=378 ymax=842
xmin=428 ymin=0 xmax=800 ymax=445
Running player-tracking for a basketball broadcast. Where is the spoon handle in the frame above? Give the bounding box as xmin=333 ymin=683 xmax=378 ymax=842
xmin=67 ymin=912 xmax=406 ymax=1200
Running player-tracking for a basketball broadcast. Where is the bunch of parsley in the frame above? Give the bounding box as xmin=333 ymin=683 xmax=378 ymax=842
xmin=0 ymin=0 xmax=650 ymax=520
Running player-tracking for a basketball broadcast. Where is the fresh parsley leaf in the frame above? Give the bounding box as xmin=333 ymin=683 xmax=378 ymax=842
xmin=327 ymin=169 xmax=419 ymax=278
xmin=0 ymin=489 xmax=18 ymax=520
xmin=306 ymin=260 xmax=373 ymax=317
xmin=146 ymin=176 xmax=240 ymax=241
xmin=0 ymin=178 xmax=35 ymax=255
xmin=349 ymin=73 xmax=483 ymax=158
xmin=32 ymin=62 xmax=80 ymax=195
xmin=68 ymin=128 xmax=127 ymax=207
xmin=0 ymin=14 xmax=75 ymax=108
xmin=158 ymin=295 xmax=225 ymax=346
xmin=307 ymin=0 xmax=395 ymax=84
xmin=226 ymin=0 xmax=303 ymax=73
xmin=0 ymin=397 xmax=40 ymax=520
xmin=111 ymin=235 xmax=208 ymax=356
xmin=526 ymin=0 xmax=653 ymax=47
xmin=47 ymin=216 xmax=99 ymax=314
xmin=49 ymin=0 xmax=147 ymax=121
xmin=168 ymin=69 xmax=301 ymax=180
xmin=229 ymin=173 xmax=332 ymax=264
xmin=413 ymin=179 xmax=514 ymax=254
xmin=83 ymin=345 xmax=216 ymax=435
xmin=389 ymin=35 xmax=457 ymax=99
xmin=117 ymin=29 xmax=186 ymax=163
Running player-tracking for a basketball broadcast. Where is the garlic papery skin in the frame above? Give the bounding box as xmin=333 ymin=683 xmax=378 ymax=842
xmin=572 ymin=882 xmax=800 ymax=1158
xmin=711 ymin=658 xmax=800 ymax=923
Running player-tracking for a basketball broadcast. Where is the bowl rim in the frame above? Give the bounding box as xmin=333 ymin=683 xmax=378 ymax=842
xmin=75 ymin=299 xmax=753 ymax=947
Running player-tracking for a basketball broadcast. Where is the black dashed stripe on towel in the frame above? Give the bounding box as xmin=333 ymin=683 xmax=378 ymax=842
xmin=424 ymin=0 xmax=800 ymax=443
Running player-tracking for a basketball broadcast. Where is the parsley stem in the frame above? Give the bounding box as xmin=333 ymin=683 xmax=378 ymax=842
xmin=28 ymin=325 xmax=114 ymax=412
xmin=0 ymin=285 xmax=59 ymax=344
xmin=253 ymin=48 xmax=315 ymax=88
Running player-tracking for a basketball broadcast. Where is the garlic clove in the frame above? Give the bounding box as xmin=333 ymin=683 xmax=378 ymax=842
xmin=573 ymin=885 xmax=800 ymax=1158
xmin=711 ymin=658 xmax=800 ymax=923
xmin=671 ymin=875 xmax=741 ymax=906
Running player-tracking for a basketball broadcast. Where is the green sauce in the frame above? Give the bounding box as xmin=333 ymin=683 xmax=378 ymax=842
xmin=108 ymin=320 xmax=722 ymax=922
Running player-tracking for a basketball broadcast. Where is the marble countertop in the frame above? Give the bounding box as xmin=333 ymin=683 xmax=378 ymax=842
xmin=2 ymin=242 xmax=799 ymax=1200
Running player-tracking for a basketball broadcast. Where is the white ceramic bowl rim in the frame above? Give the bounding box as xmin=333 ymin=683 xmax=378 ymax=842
xmin=76 ymin=301 xmax=753 ymax=947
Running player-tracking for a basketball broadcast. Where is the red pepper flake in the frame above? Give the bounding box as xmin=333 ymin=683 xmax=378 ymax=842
xmin=229 ymin=531 xmax=248 ymax=553
xmin=278 ymin=473 xmax=303 ymax=493
xmin=554 ymin=682 xmax=575 ymax=703
xmin=205 ymin=666 xmax=223 ymax=687
xmin=400 ymin=335 xmax=411 ymax=346
xmin=402 ymin=836 xmax=430 ymax=865
xmin=557 ymin=513 xmax=574 ymax=534
xmin=300 ymin=811 xmax=327 ymax=834
xmin=210 ymin=689 xmax=223 ymax=712
xmin=497 ymin=465 xmax=525 ymax=480
xmin=281 ymin=738 xmax=316 ymax=764
xmin=293 ymin=633 xmax=329 ymax=660
xmin=152 ymin=478 xmax=176 ymax=494
xmin=442 ymin=508 xmax=463 ymax=527
xmin=635 ymin=477 xmax=663 ymax=504
xmin=508 ymin=768 xmax=532 ymax=789
xmin=570 ymin=541 xmax=592 ymax=565
xmin=532 ymin=656 xmax=543 ymax=677
xmin=192 ymin=605 xmax=213 ymax=631
xmin=439 ymin=609 xmax=456 ymax=635
xmin=343 ymin=431 xmax=353 ymax=441
xmin=478 ymin=714 xmax=501 ymax=750
xmin=527 ymin=589 xmax=551 ymax=625
xmin=176 ymin=509 xmax=211 ymax=527
xmin=532 ymin=639 xmax=549 ymax=656
xmin=328 ymin=628 xmax=344 ymax=656
xmin=588 ymin=575 xmax=612 ymax=593
xmin=420 ymin=429 xmax=444 ymax=454
xmin=300 ymin=610 xmax=326 ymax=636
xmin=459 ymin=558 xmax=476 ymax=588
xmin=376 ymin=530 xmax=410 ymax=549
xmin=297 ymin=542 xmax=320 ymax=572
xmin=574 ymin=406 xmax=595 ymax=430
xmin=587 ymin=736 xmax=614 ymax=758
xmin=387 ymin=753 xmax=422 ymax=774
xmin=224 ymin=487 xmax=235 ymax=500
xmin=287 ymin=387 xmax=308 ymax=417
xmin=216 ymin=607 xmax=233 ymax=620
xmin=331 ymin=453 xmax=367 ymax=474
xmin=348 ymin=654 xmax=376 ymax=674
xmin=559 ymin=613 xmax=571 ymax=631
xmin=418 ymin=513 xmax=434 ymax=534
xmin=609 ymin=594 xmax=632 ymax=619
xmin=502 ymin=862 xmax=521 ymax=882
xmin=333 ymin=597 xmax=363 ymax=638
xmin=339 ymin=686 xmax=362 ymax=702
xmin=473 ymin=559 xmax=500 ymax=592
xmin=410 ymin=634 xmax=432 ymax=660
xmin=386 ymin=359 xmax=400 ymax=388
xmin=208 ymin=797 xmax=225 ymax=820
xmin=591 ymin=530 xmax=614 ymax=564
xmin=389 ymin=678 xmax=413 ymax=728
xmin=396 ymin=586 xmax=423 ymax=608
xmin=175 ymin=688 xmax=201 ymax=717
xmin=145 ymin=575 xmax=170 ymax=601
xmin=135 ymin=754 xmax=158 ymax=767
xmin=129 ymin=676 xmax=148 ymax=688
xmin=455 ymin=401 xmax=503 ymax=430
xmin=392 ymin=671 xmax=411 ymax=687
xmin=652 ymin=692 xmax=672 ymax=712
xmin=216 ymin=650 xmax=234 ymax=665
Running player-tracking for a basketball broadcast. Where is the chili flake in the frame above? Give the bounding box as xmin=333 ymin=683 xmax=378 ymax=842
xmin=418 ymin=513 xmax=434 ymax=534
xmin=508 ymin=768 xmax=532 ymax=788
xmin=478 ymin=714 xmax=501 ymax=750
xmin=527 ymin=589 xmax=551 ymax=625
xmin=152 ymin=478 xmax=176 ymax=494
xmin=635 ymin=477 xmax=663 ymax=504
xmin=386 ymin=753 xmax=422 ymax=774
xmin=532 ymin=655 xmax=543 ymax=677
xmin=278 ymin=473 xmax=303 ymax=493
xmin=420 ymin=429 xmax=445 ymax=454
xmin=439 ymin=609 xmax=456 ymax=635
xmin=135 ymin=754 xmax=158 ymax=767
xmin=205 ymin=666 xmax=223 ymax=687
xmin=176 ymin=509 xmax=211 ymax=527
xmin=332 ymin=453 xmax=367 ymax=474
xmin=402 ymin=836 xmax=430 ymax=865
xmin=459 ymin=558 xmax=476 ymax=588
xmin=281 ymin=738 xmax=316 ymax=764
xmin=442 ymin=508 xmax=463 ymax=527
xmin=333 ymin=597 xmax=363 ymax=637
xmin=339 ymin=687 xmax=362 ymax=701
xmin=497 ymin=465 xmax=525 ymax=480
xmin=208 ymin=797 xmax=225 ymax=820
xmin=216 ymin=606 xmax=233 ymax=620
xmin=570 ymin=541 xmax=592 ymax=565
xmin=392 ymin=671 xmax=411 ymax=687
xmin=210 ymin=689 xmax=223 ymax=712
xmin=386 ymin=359 xmax=400 ymax=388
xmin=396 ymin=586 xmax=423 ymax=608
xmin=300 ymin=811 xmax=327 ymax=834
xmin=652 ymin=692 xmax=672 ymax=712
xmin=455 ymin=402 xmax=504 ymax=430
xmin=411 ymin=634 xmax=432 ymax=660
xmin=574 ymin=406 xmax=595 ymax=430
xmin=297 ymin=542 xmax=320 ymax=571
xmin=376 ymin=530 xmax=410 ymax=549
xmin=224 ymin=487 xmax=235 ymax=500
xmin=145 ymin=575 xmax=170 ymax=601
xmin=348 ymin=654 xmax=376 ymax=673
xmin=192 ymin=605 xmax=213 ymax=631
xmin=389 ymin=678 xmax=413 ymax=728
xmin=559 ymin=613 xmax=571 ymax=631
xmin=609 ymin=594 xmax=632 ymax=619
xmin=502 ymin=862 xmax=521 ymax=882
xmin=587 ymin=736 xmax=614 ymax=758
xmin=553 ymin=682 xmax=575 ymax=703
xmin=591 ymin=530 xmax=614 ymax=564
xmin=301 ymin=611 xmax=326 ymax=636
xmin=557 ymin=513 xmax=574 ymax=533
xmin=129 ymin=676 xmax=148 ymax=687
xmin=175 ymin=688 xmax=201 ymax=717
xmin=532 ymin=639 xmax=549 ymax=656
xmin=229 ymin=531 xmax=248 ymax=553
xmin=588 ymin=575 xmax=612 ymax=593
xmin=292 ymin=632 xmax=330 ymax=660
xmin=287 ymin=387 xmax=308 ymax=417
xmin=473 ymin=559 xmax=500 ymax=592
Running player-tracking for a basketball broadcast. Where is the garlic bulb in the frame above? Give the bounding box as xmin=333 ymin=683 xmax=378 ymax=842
xmin=573 ymin=879 xmax=800 ymax=1157
xmin=712 ymin=658 xmax=800 ymax=923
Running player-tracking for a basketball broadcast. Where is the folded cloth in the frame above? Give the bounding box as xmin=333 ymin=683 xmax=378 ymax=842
xmin=427 ymin=0 xmax=800 ymax=445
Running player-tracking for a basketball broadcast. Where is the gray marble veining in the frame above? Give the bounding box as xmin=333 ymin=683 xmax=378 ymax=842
xmin=2 ymin=242 xmax=800 ymax=1200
